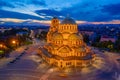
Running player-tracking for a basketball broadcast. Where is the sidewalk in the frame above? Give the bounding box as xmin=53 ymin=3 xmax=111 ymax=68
xmin=0 ymin=45 xmax=27 ymax=69
xmin=9 ymin=46 xmax=26 ymax=58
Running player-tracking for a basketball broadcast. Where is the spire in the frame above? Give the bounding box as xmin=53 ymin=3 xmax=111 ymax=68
xmin=52 ymin=15 xmax=57 ymax=19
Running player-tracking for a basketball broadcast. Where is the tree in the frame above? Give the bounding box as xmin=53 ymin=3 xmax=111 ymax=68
xmin=39 ymin=31 xmax=47 ymax=40
xmin=83 ymin=34 xmax=89 ymax=43
xmin=114 ymin=39 xmax=120 ymax=52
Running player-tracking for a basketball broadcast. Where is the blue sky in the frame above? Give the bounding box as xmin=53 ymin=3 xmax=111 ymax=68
xmin=0 ymin=0 xmax=120 ymax=25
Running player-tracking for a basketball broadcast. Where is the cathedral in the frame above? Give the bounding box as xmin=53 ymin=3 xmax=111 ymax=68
xmin=38 ymin=16 xmax=95 ymax=69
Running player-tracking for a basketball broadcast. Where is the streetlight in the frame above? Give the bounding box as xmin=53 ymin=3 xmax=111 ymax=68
xmin=11 ymin=40 xmax=18 ymax=48
xmin=0 ymin=44 xmax=3 ymax=48
xmin=0 ymin=44 xmax=5 ymax=58
xmin=12 ymin=40 xmax=16 ymax=44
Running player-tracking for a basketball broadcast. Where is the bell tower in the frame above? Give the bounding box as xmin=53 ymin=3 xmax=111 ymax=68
xmin=50 ymin=17 xmax=59 ymax=32
xmin=47 ymin=17 xmax=59 ymax=43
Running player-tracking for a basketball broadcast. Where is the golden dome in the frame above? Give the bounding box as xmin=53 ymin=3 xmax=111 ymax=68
xmin=62 ymin=32 xmax=70 ymax=39
xmin=53 ymin=33 xmax=63 ymax=40
xmin=58 ymin=46 xmax=71 ymax=53
xmin=68 ymin=33 xmax=83 ymax=40
xmin=77 ymin=47 xmax=86 ymax=52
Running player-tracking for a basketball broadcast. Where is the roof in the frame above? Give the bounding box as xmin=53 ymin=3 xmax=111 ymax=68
xmin=53 ymin=33 xmax=63 ymax=40
xmin=61 ymin=17 xmax=76 ymax=24
xmin=68 ymin=33 xmax=83 ymax=40
xmin=58 ymin=46 xmax=72 ymax=53
xmin=77 ymin=47 xmax=86 ymax=52
xmin=53 ymin=54 xmax=93 ymax=60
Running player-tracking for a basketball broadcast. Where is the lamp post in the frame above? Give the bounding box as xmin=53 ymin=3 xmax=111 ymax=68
xmin=12 ymin=40 xmax=17 ymax=48
xmin=12 ymin=40 xmax=16 ymax=44
xmin=0 ymin=44 xmax=5 ymax=58
xmin=0 ymin=44 xmax=3 ymax=48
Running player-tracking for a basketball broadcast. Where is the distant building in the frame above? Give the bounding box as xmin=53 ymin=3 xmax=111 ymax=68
xmin=16 ymin=31 xmax=28 ymax=36
xmin=29 ymin=30 xmax=35 ymax=39
xmin=89 ymin=32 xmax=101 ymax=43
xmin=80 ymin=31 xmax=94 ymax=36
xmin=100 ymin=35 xmax=116 ymax=42
xmin=0 ymin=27 xmax=12 ymax=33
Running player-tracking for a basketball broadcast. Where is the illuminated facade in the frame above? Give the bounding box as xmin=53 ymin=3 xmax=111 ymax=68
xmin=39 ymin=17 xmax=95 ymax=69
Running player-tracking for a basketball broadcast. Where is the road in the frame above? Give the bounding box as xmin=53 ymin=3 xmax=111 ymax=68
xmin=0 ymin=41 xmax=120 ymax=80
xmin=0 ymin=40 xmax=52 ymax=80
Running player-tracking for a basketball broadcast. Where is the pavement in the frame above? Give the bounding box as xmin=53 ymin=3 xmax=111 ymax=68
xmin=0 ymin=41 xmax=120 ymax=80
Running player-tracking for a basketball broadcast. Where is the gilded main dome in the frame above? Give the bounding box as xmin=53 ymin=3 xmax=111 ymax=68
xmin=61 ymin=17 xmax=76 ymax=24
xmin=68 ymin=33 xmax=83 ymax=40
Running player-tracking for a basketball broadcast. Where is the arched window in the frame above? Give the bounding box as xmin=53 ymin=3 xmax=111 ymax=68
xmin=76 ymin=41 xmax=78 ymax=45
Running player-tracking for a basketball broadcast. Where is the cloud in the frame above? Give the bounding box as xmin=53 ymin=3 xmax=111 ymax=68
xmin=0 ymin=0 xmax=15 ymax=8
xmin=1 ymin=17 xmax=120 ymax=26
xmin=0 ymin=18 xmax=26 ymax=23
xmin=35 ymin=9 xmax=63 ymax=15
xmin=0 ymin=18 xmax=51 ymax=26
xmin=35 ymin=9 xmax=65 ymax=20
xmin=90 ymin=20 xmax=120 ymax=24
xmin=0 ymin=10 xmax=44 ymax=20
xmin=0 ymin=0 xmax=120 ymax=22
xmin=0 ymin=0 xmax=46 ymax=8
xmin=101 ymin=3 xmax=120 ymax=15
xmin=59 ymin=0 xmax=120 ymax=21
xmin=95 ymin=3 xmax=120 ymax=21
xmin=0 ymin=18 xmax=49 ymax=24
xmin=31 ymin=0 xmax=46 ymax=6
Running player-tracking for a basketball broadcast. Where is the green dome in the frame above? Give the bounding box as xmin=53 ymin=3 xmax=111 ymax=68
xmin=61 ymin=17 xmax=76 ymax=24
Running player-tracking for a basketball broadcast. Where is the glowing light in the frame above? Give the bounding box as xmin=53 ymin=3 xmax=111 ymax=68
xmin=12 ymin=40 xmax=16 ymax=44
xmin=0 ymin=44 xmax=3 ymax=47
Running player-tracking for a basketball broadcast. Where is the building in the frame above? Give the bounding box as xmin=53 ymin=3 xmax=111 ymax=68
xmin=38 ymin=17 xmax=95 ymax=69
xmin=0 ymin=27 xmax=12 ymax=33
xmin=100 ymin=35 xmax=116 ymax=43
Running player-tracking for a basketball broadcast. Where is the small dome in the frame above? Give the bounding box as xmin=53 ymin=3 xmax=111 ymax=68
xmin=77 ymin=47 xmax=86 ymax=52
xmin=53 ymin=33 xmax=63 ymax=40
xmin=62 ymin=32 xmax=70 ymax=39
xmin=58 ymin=46 xmax=71 ymax=53
xmin=61 ymin=17 xmax=76 ymax=24
xmin=68 ymin=33 xmax=82 ymax=40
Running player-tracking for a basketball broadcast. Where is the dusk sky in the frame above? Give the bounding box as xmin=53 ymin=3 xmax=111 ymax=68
xmin=0 ymin=0 xmax=120 ymax=25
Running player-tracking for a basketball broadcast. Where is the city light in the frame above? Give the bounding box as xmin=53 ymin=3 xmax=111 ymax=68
xmin=0 ymin=44 xmax=3 ymax=47
xmin=12 ymin=40 xmax=16 ymax=44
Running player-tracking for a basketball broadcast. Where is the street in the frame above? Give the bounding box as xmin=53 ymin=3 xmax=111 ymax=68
xmin=0 ymin=41 xmax=120 ymax=80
